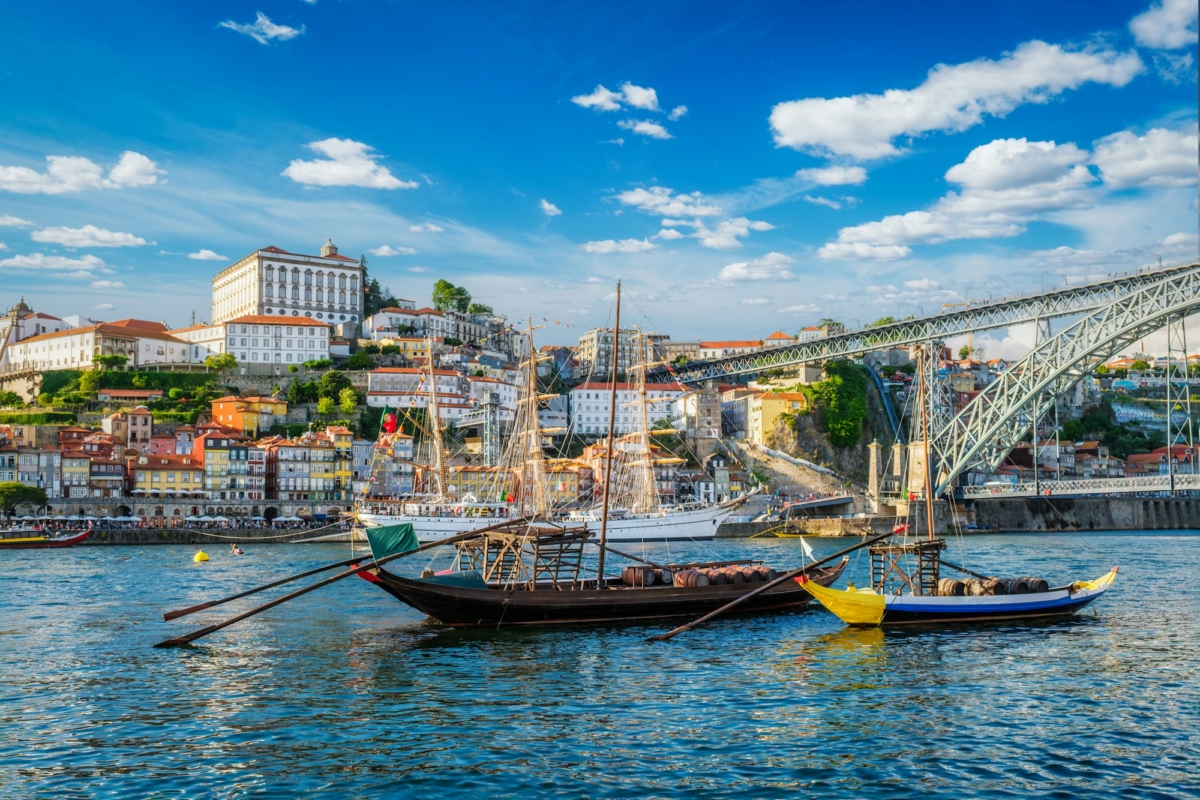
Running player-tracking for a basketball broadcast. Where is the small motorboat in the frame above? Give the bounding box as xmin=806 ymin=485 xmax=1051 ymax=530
xmin=0 ymin=527 xmax=91 ymax=549
xmin=798 ymin=567 xmax=1117 ymax=626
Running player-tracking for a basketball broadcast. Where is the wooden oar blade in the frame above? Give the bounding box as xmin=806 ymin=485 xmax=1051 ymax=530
xmin=163 ymin=602 xmax=214 ymax=622
xmin=154 ymin=624 xmax=218 ymax=649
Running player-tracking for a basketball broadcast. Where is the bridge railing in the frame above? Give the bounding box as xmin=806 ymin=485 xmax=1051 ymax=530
xmin=960 ymin=474 xmax=1200 ymax=498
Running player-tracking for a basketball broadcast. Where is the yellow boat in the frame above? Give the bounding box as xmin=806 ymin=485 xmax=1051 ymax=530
xmin=797 ymin=568 xmax=1118 ymax=627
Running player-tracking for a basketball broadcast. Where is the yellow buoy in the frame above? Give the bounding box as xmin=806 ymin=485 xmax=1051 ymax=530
xmin=193 ymin=550 xmax=209 ymax=563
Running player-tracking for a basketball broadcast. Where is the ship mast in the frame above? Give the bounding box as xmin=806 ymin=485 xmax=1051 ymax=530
xmin=596 ymin=281 xmax=621 ymax=586
xmin=919 ymin=344 xmax=936 ymax=541
xmin=633 ymin=327 xmax=659 ymax=513
xmin=424 ymin=336 xmax=449 ymax=498
xmin=518 ymin=319 xmax=548 ymax=518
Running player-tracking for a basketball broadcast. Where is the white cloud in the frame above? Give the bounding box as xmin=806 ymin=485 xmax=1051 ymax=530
xmin=796 ymin=165 xmax=868 ymax=186
xmin=803 ymin=195 xmax=841 ymax=210
xmin=1151 ymin=51 xmax=1196 ymax=83
xmin=717 ymin=252 xmax=795 ymax=281
xmin=93 ymin=303 xmax=114 ymax=310
xmin=741 ymin=297 xmax=770 ymax=305
xmin=585 ymin=276 xmax=606 ymax=283
xmin=668 ymin=105 xmax=688 ymax=121
xmin=694 ymin=217 xmax=775 ymax=250
xmin=369 ymin=245 xmax=417 ymax=256
xmin=408 ymin=266 xmax=429 ymax=273
xmin=0 ymin=215 xmax=32 ymax=227
xmin=409 ymin=222 xmax=444 ymax=232
xmin=219 ymin=12 xmax=304 ymax=45
xmin=1130 ymin=0 xmax=1198 ymax=49
xmin=0 ymin=151 xmax=164 ymax=194
xmin=770 ymin=41 xmax=1143 ymax=159
xmin=904 ymin=278 xmax=940 ymax=290
xmin=602 ymin=138 xmax=625 ymax=146
xmin=817 ymin=242 xmax=913 ymax=260
xmin=581 ymin=238 xmax=658 ymax=254
xmin=540 ymin=199 xmax=562 ymax=216
xmin=1157 ymin=231 xmax=1200 ymax=256
xmin=0 ymin=253 xmax=106 ymax=271
xmin=655 ymin=228 xmax=685 ymax=240
xmin=572 ymin=84 xmax=624 ymax=111
xmin=620 ymin=82 xmax=660 ymax=111
xmin=31 ymin=225 xmax=149 ymax=248
xmin=778 ymin=304 xmax=820 ymax=314
xmin=1091 ymin=127 xmax=1198 ymax=189
xmin=108 ymin=151 xmax=165 ymax=187
xmin=0 ymin=242 xmax=6 ymax=251
xmin=188 ymin=249 xmax=228 ymax=260
xmin=90 ymin=280 xmax=124 ymax=288
xmin=616 ymin=186 xmax=722 ymax=217
xmin=617 ymin=119 xmax=672 ymax=140
xmin=283 ymin=138 xmax=416 ymax=189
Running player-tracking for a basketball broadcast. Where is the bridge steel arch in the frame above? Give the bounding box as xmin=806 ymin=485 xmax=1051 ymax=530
xmin=652 ymin=262 xmax=1200 ymax=384
xmin=927 ymin=268 xmax=1200 ymax=497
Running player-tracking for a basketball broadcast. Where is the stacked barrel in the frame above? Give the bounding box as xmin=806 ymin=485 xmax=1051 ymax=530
xmin=618 ymin=564 xmax=780 ymax=588
xmin=936 ymin=576 xmax=1051 ymax=596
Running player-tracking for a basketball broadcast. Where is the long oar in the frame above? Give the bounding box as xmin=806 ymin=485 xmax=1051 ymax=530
xmin=941 ymin=559 xmax=993 ymax=582
xmin=154 ymin=518 xmax=532 ymax=648
xmin=649 ymin=531 xmax=894 ymax=643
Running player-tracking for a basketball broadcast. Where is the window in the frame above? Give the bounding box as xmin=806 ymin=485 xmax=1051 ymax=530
xmin=339 ymin=291 xmax=346 ymax=304
xmin=305 ymin=288 xmax=312 ymax=301
xmin=304 ymin=272 xmax=312 ymax=286
xmin=240 ymin=338 xmax=247 ymax=346
xmin=350 ymin=291 xmax=357 ymax=306
xmin=339 ymin=274 xmax=346 ymax=288
xmin=292 ymin=286 xmax=299 ymax=300
xmin=316 ymin=289 xmax=323 ymax=302
xmin=350 ymin=276 xmax=358 ymax=291
xmin=265 ymin=267 xmax=274 ymax=282
xmin=265 ymin=285 xmax=273 ymax=298
xmin=291 ymin=271 xmax=299 ymax=284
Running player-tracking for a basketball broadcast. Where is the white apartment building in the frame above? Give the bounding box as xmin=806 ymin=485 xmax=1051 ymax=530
xmin=362 ymin=306 xmax=510 ymax=350
xmin=569 ymin=381 xmax=685 ymax=436
xmin=576 ymin=328 xmax=642 ymax=377
xmin=5 ymin=320 xmax=190 ymax=372
xmin=210 ymin=239 xmax=363 ymax=328
xmin=173 ymin=315 xmax=331 ymax=366
xmin=466 ymin=375 xmax=519 ymax=412
xmin=365 ymin=367 xmax=476 ymax=422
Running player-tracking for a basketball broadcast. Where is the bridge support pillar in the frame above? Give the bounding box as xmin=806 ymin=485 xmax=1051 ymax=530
xmin=868 ymin=440 xmax=881 ymax=513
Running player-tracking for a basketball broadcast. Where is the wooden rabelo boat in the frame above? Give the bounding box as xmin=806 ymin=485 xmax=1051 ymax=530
xmin=355 ymin=522 xmax=847 ymax=628
xmin=0 ymin=527 xmax=91 ymax=549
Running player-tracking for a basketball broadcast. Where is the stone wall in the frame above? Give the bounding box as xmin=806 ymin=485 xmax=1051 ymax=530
xmin=971 ymin=497 xmax=1200 ymax=532
xmin=82 ymin=527 xmax=347 ymax=545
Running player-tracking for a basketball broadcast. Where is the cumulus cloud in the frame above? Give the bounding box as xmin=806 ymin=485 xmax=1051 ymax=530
xmin=602 ymin=138 xmax=625 ymax=146
xmin=616 ymin=186 xmax=722 ymax=217
xmin=0 ymin=215 xmax=32 ymax=227
xmin=655 ymin=228 xmax=685 ymax=240
xmin=777 ymin=304 xmax=820 ymax=314
xmin=572 ymin=84 xmax=623 ymax=111
xmin=817 ymin=242 xmax=914 ymax=261
xmin=581 ymin=238 xmax=657 ymax=254
xmin=770 ymin=41 xmax=1143 ymax=159
xmin=408 ymin=266 xmax=428 ymax=273
xmin=1130 ymin=0 xmax=1198 ymax=49
xmin=220 ymin=12 xmax=304 ymax=45
xmin=32 ymin=225 xmax=149 ymax=248
xmin=904 ymin=278 xmax=941 ymax=290
xmin=620 ymin=82 xmax=659 ymax=111
xmin=1091 ymin=127 xmax=1198 ymax=189
xmin=90 ymin=279 xmax=124 ymax=288
xmin=618 ymin=119 xmax=672 ymax=140
xmin=540 ymin=199 xmax=562 ymax=216
xmin=0 ymin=253 xmax=106 ymax=271
xmin=188 ymin=249 xmax=228 ymax=260
xmin=409 ymin=222 xmax=444 ymax=232
xmin=803 ymin=195 xmax=841 ymax=210
xmin=0 ymin=151 xmax=164 ymax=194
xmin=741 ymin=297 xmax=770 ymax=305
xmin=283 ymin=138 xmax=417 ymax=189
xmin=796 ymin=165 xmax=868 ymax=186
xmin=93 ymin=303 xmax=114 ymax=310
xmin=369 ymin=245 xmax=417 ymax=256
xmin=668 ymin=105 xmax=688 ymax=121
xmin=694 ymin=217 xmax=775 ymax=250
xmin=717 ymin=252 xmax=795 ymax=282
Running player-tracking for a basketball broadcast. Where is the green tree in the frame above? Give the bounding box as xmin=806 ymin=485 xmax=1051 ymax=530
xmin=380 ymin=344 xmax=400 ymax=355
xmin=467 ymin=302 xmax=493 ymax=315
xmin=1130 ymin=359 xmax=1151 ymax=371
xmin=346 ymin=350 xmax=373 ymax=370
xmin=339 ymin=386 xmax=358 ymax=414
xmin=205 ymin=353 xmax=238 ymax=371
xmin=360 ymin=343 xmax=381 ymax=354
xmin=288 ymin=364 xmax=298 ymax=373
xmin=316 ymin=397 xmax=335 ymax=416
xmin=0 ymin=391 xmax=23 ymax=408
xmin=36 ymin=393 xmax=56 ymax=407
xmin=432 ymin=279 xmax=471 ymax=313
xmin=1094 ymin=364 xmax=1110 ymax=375
xmin=78 ymin=371 xmax=101 ymax=394
xmin=809 ymin=361 xmax=869 ymax=447
xmin=0 ymin=482 xmax=47 ymax=516
xmin=302 ymin=358 xmax=333 ymax=369
xmin=93 ymin=354 xmax=128 ymax=370
xmin=316 ymin=370 xmax=353 ymax=401
xmin=168 ymin=387 xmax=185 ymax=400
xmin=958 ymin=345 xmax=972 ymax=360
xmin=817 ymin=318 xmax=841 ymax=328
xmin=868 ymin=316 xmax=896 ymax=328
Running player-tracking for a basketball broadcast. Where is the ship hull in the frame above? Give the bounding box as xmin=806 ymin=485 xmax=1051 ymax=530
xmin=359 ymin=503 xmax=737 ymax=543
xmin=0 ymin=530 xmax=91 ymax=549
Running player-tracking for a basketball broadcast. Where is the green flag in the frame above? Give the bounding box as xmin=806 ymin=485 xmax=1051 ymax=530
xmin=364 ymin=523 xmax=419 ymax=560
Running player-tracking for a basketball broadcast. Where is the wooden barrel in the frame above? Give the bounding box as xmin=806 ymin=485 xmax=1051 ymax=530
xmin=1023 ymin=576 xmax=1049 ymax=593
xmin=965 ymin=579 xmax=986 ymax=596
xmin=739 ymin=567 xmax=762 ymax=583
xmin=761 ymin=567 xmax=779 ymax=581
xmin=655 ymin=568 xmax=674 ymax=587
xmin=705 ymin=568 xmax=729 ymax=585
xmin=981 ymin=578 xmax=1006 ymax=595
xmin=674 ymin=569 xmax=710 ymax=588
xmin=1002 ymin=577 xmax=1030 ymax=594
xmin=622 ymin=566 xmax=655 ymax=587
xmin=937 ymin=578 xmax=966 ymax=596
xmin=725 ymin=568 xmax=746 ymax=584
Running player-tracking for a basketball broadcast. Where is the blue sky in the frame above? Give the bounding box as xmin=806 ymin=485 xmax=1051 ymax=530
xmin=0 ymin=0 xmax=1195 ymax=349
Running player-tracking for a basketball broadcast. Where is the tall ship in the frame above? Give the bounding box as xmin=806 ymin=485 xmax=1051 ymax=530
xmin=356 ymin=302 xmax=751 ymax=542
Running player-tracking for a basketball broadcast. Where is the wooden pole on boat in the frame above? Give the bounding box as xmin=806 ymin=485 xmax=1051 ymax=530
xmin=596 ymin=280 xmax=621 ymax=588
xmin=155 ymin=518 xmax=531 ymax=642
xmin=649 ymin=531 xmax=894 ymax=642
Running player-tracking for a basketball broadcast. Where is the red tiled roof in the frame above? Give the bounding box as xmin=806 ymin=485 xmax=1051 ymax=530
xmin=572 ymin=382 xmax=685 ymax=392
xmin=226 ymin=315 xmax=331 ymax=327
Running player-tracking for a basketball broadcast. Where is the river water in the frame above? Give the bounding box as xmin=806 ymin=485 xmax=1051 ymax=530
xmin=1 ymin=532 xmax=1197 ymax=798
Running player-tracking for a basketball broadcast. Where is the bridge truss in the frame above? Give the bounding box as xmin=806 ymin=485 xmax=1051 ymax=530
xmin=653 ymin=262 xmax=1199 ymax=384
xmin=926 ymin=267 xmax=1200 ymax=497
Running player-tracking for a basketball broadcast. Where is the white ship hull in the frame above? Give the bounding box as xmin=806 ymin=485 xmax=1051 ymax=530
xmin=358 ymin=503 xmax=737 ymax=543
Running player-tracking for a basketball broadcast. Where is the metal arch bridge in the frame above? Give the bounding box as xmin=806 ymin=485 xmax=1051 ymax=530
xmin=928 ymin=265 xmax=1200 ymax=498
xmin=960 ymin=474 xmax=1200 ymax=499
xmin=649 ymin=261 xmax=1199 ymax=384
